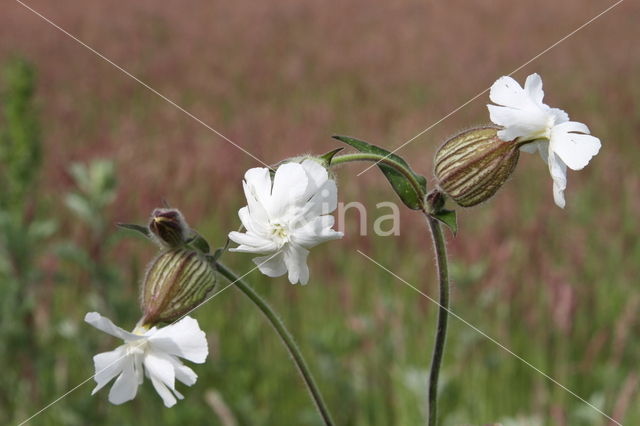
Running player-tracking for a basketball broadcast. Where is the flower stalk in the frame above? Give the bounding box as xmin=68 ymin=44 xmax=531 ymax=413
xmin=215 ymin=261 xmax=335 ymax=426
xmin=425 ymin=214 xmax=450 ymax=426
xmin=331 ymin=150 xmax=450 ymax=424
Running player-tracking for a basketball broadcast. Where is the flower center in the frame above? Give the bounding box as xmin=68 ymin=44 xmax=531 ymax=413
xmin=126 ymin=325 xmax=151 ymax=355
xmin=125 ymin=338 xmax=148 ymax=356
xmin=270 ymin=223 xmax=289 ymax=245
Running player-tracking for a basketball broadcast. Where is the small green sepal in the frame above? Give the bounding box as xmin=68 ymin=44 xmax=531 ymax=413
xmin=211 ymin=238 xmax=231 ymax=263
xmin=187 ymin=231 xmax=211 ymax=254
xmin=318 ymin=147 xmax=344 ymax=167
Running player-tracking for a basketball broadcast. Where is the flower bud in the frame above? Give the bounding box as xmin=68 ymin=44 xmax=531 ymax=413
xmin=434 ymin=126 xmax=520 ymax=207
xmin=148 ymin=208 xmax=190 ymax=248
xmin=141 ymin=248 xmax=216 ymax=325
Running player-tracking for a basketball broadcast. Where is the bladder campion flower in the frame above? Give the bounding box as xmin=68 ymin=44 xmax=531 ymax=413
xmin=85 ymin=312 xmax=208 ymax=407
xmin=488 ymin=73 xmax=601 ymax=208
xmin=228 ymin=159 xmax=343 ymax=284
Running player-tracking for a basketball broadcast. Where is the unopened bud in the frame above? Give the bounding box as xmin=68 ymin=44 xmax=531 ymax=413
xmin=141 ymin=248 xmax=216 ymax=325
xmin=434 ymin=126 xmax=520 ymax=207
xmin=149 ymin=208 xmax=190 ymax=247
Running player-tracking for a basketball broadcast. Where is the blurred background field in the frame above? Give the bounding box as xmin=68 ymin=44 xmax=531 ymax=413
xmin=1 ymin=0 xmax=639 ymax=425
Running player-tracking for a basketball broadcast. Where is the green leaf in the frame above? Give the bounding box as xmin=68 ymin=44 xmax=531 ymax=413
xmin=116 ymin=223 xmax=151 ymax=239
xmin=318 ymin=147 xmax=344 ymax=167
xmin=431 ymin=209 xmax=457 ymax=235
xmin=65 ymin=193 xmax=93 ymax=224
xmin=187 ymin=231 xmax=211 ymax=254
xmin=332 ymin=135 xmax=427 ymax=210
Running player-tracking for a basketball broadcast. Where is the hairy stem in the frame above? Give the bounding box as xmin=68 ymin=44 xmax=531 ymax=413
xmin=216 ymin=262 xmax=335 ymax=426
xmin=330 ymin=153 xmax=426 ymax=203
xmin=426 ymin=215 xmax=450 ymax=426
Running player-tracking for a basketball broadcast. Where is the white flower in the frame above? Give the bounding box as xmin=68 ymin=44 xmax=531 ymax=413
xmin=228 ymin=159 xmax=343 ymax=285
xmin=85 ymin=312 xmax=208 ymax=407
xmin=488 ymin=73 xmax=601 ymax=208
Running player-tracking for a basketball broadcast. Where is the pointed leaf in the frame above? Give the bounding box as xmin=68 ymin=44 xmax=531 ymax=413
xmin=431 ymin=209 xmax=457 ymax=235
xmin=332 ymin=135 xmax=427 ymax=210
xmin=117 ymin=223 xmax=151 ymax=239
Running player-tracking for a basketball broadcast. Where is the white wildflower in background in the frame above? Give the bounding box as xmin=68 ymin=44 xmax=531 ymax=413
xmin=85 ymin=312 xmax=208 ymax=407
xmin=488 ymin=73 xmax=601 ymax=208
xmin=228 ymin=159 xmax=343 ymax=284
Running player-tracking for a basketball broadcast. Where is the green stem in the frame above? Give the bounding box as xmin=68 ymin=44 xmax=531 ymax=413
xmin=216 ymin=262 xmax=335 ymax=426
xmin=426 ymin=215 xmax=450 ymax=426
xmin=330 ymin=153 xmax=427 ymax=204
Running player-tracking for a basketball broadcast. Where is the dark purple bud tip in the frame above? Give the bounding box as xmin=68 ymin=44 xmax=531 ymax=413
xmin=148 ymin=208 xmax=190 ymax=248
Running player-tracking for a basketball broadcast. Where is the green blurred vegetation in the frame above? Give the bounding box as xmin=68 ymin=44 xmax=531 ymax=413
xmin=0 ymin=56 xmax=638 ymax=426
xmin=1 ymin=1 xmax=639 ymax=424
xmin=0 ymin=57 xmax=55 ymax=423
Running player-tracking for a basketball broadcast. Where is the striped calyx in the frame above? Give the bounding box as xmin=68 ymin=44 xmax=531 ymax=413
xmin=148 ymin=208 xmax=190 ymax=248
xmin=434 ymin=126 xmax=520 ymax=207
xmin=141 ymin=248 xmax=216 ymax=325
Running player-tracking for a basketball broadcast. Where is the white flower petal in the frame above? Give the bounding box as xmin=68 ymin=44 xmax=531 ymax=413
xmin=252 ymin=252 xmax=287 ymax=278
xmin=144 ymin=351 xmax=176 ymax=388
xmin=554 ymin=120 xmax=590 ymax=135
xmin=302 ymin=180 xmax=338 ymax=218
xmin=519 ymin=140 xmax=542 ymax=154
xmin=228 ymin=231 xmax=278 ymax=253
xmin=270 ymin=163 xmax=309 ymax=214
xmin=548 ymin=151 xmax=567 ymax=209
xmin=489 ymin=76 xmax=529 ymax=108
xmin=489 ymin=104 xmax=549 ymax=141
xmin=149 ymin=375 xmax=179 ymax=408
xmin=107 ymin=357 xmax=139 ymax=405
xmin=553 ymin=181 xmax=566 ymax=209
xmin=537 ymin=141 xmax=550 ymax=164
xmin=300 ymin=159 xmax=329 ymax=196
xmin=238 ymin=206 xmax=269 ymax=236
xmin=292 ymin=216 xmax=344 ymax=248
xmin=229 ymin=244 xmax=280 ymax=254
xmin=550 ymin=121 xmax=601 ymax=171
xmin=145 ymin=350 xmax=189 ymax=407
xmin=524 ymin=73 xmax=544 ymax=104
xmin=244 ymin=167 xmax=273 ymax=203
xmin=284 ymin=245 xmax=310 ymax=285
xmin=242 ymin=180 xmax=270 ymax=225
xmin=92 ymin=346 xmax=129 ymax=395
xmin=85 ymin=312 xmax=141 ymax=342
xmin=149 ymin=317 xmax=209 ymax=364
xmin=171 ymin=359 xmax=198 ymax=386
xmin=549 ymin=107 xmax=569 ymax=125
xmin=238 ymin=207 xmax=257 ymax=234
